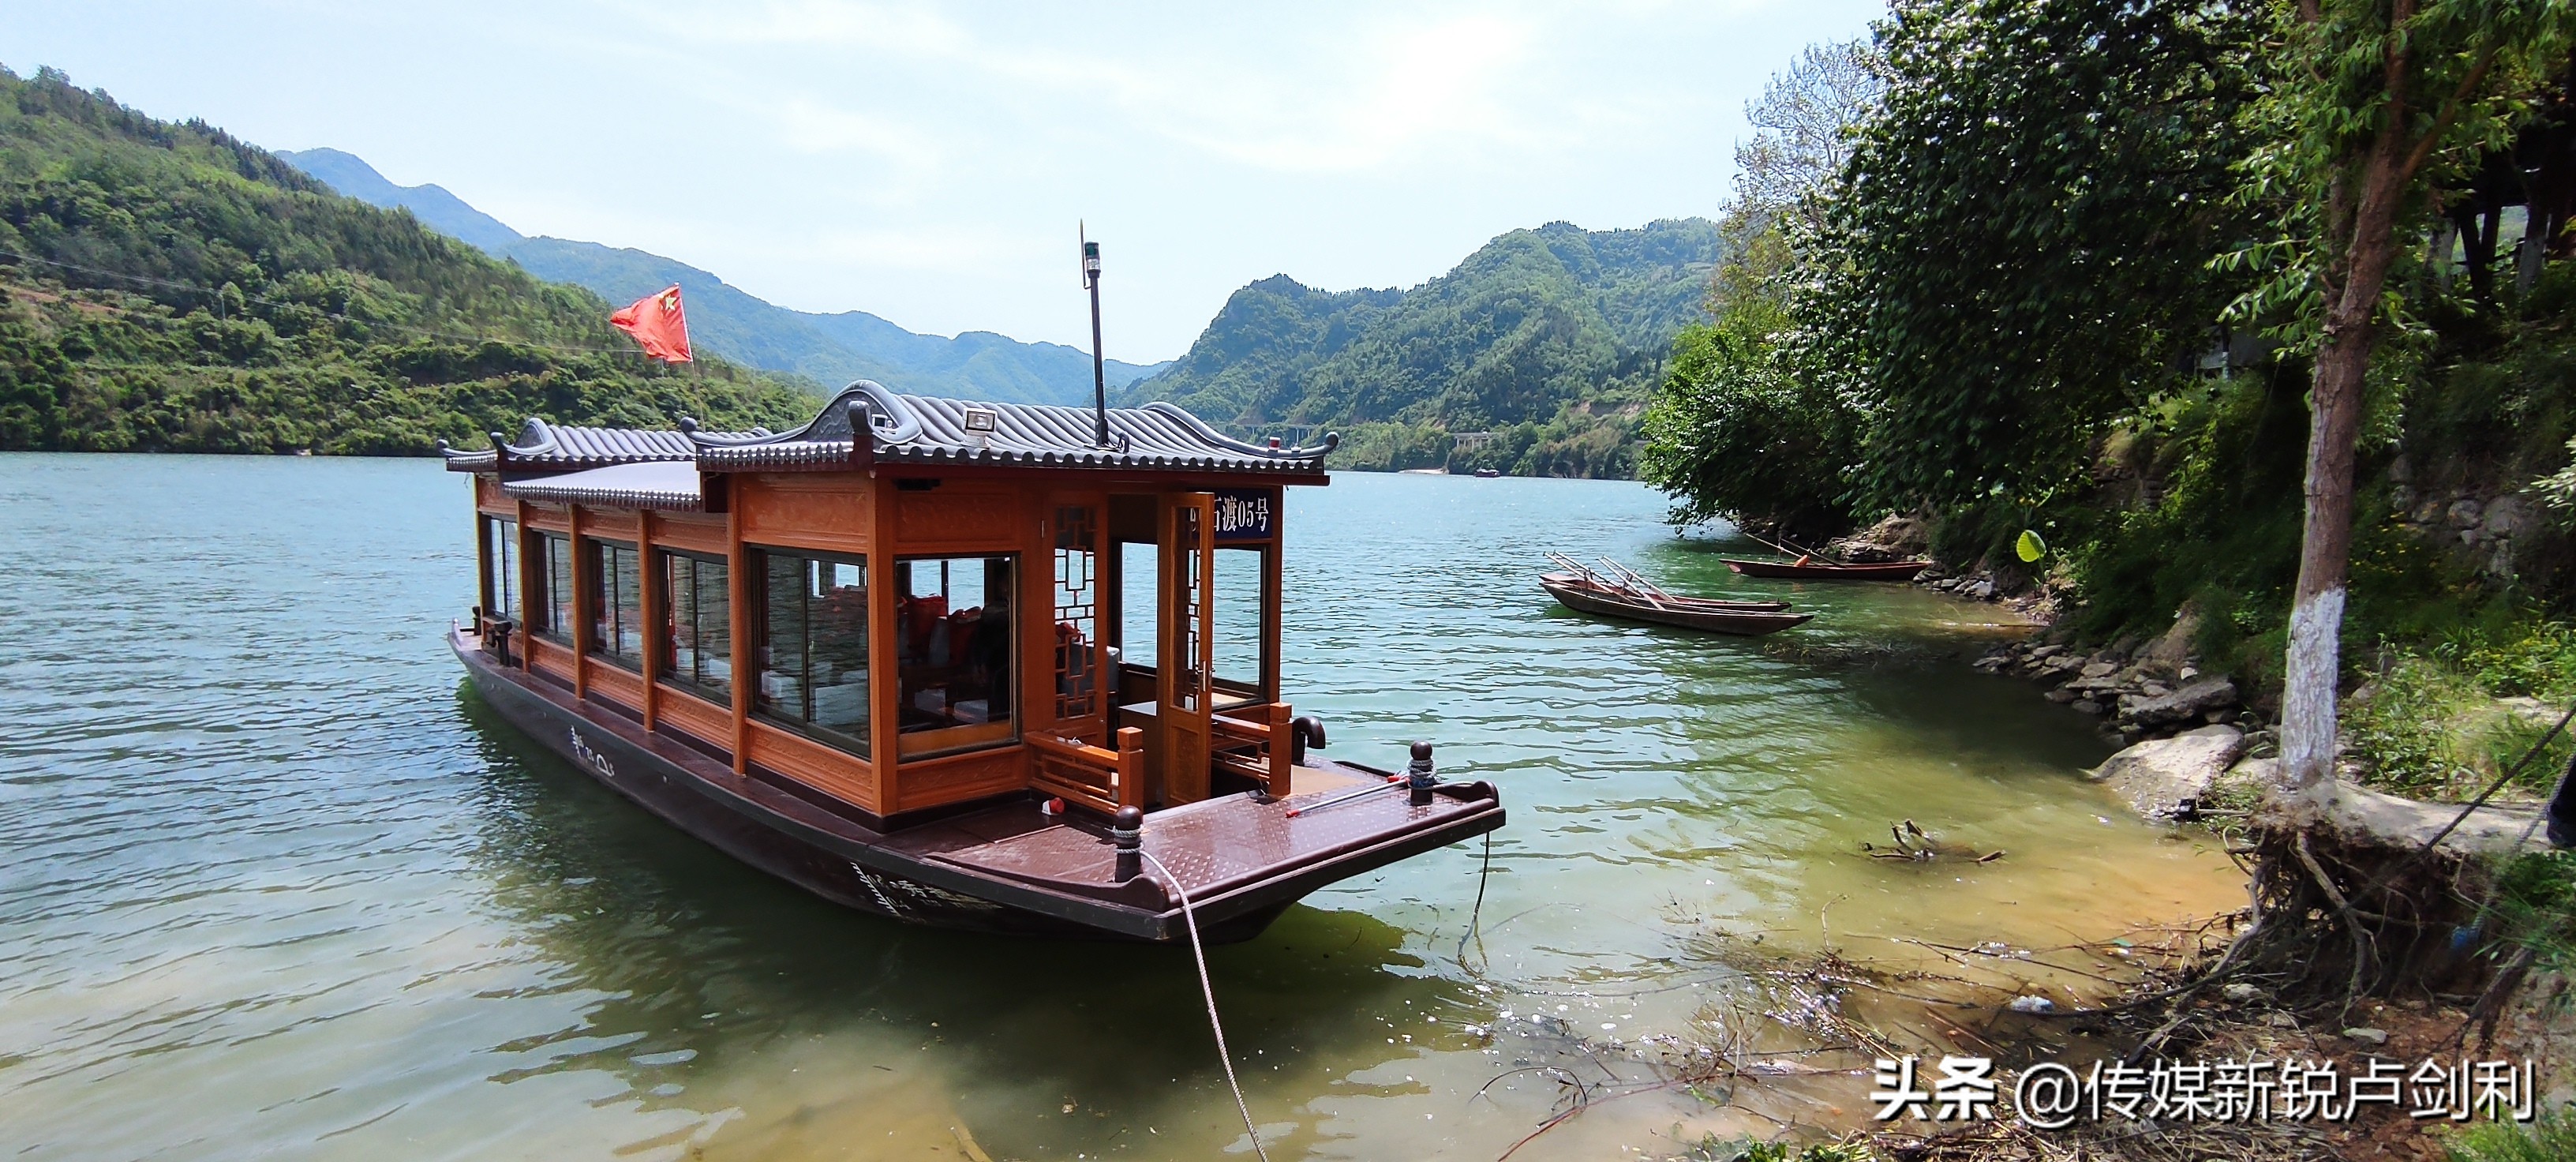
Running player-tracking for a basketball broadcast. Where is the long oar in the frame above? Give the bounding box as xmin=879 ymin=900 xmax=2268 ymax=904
xmin=1595 ymin=558 xmax=1670 ymax=609
xmin=1544 ymin=550 xmax=1621 ymax=592
xmin=1597 ymin=557 xmax=1672 ymax=601
xmin=1563 ymin=551 xmax=1662 ymax=608
xmin=1745 ymin=531 xmax=1807 ymax=561
xmin=1779 ymin=535 xmax=1843 ymax=563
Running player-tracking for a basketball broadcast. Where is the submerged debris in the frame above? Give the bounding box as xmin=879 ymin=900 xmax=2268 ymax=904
xmin=1859 ymin=819 xmax=2005 ymax=864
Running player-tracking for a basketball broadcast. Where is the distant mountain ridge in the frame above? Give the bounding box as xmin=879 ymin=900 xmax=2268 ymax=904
xmin=279 ymin=148 xmax=1166 ymax=407
xmin=1124 ymin=219 xmax=1723 ymax=478
xmin=0 ymin=69 xmax=815 ymax=455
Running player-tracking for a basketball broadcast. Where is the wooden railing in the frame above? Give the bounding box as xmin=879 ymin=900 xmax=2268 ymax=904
xmin=1211 ymin=702 xmax=1294 ymax=800
xmin=1028 ymin=727 xmax=1145 ymax=815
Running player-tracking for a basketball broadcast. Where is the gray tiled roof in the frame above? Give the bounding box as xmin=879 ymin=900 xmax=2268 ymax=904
xmin=499 ymin=460 xmax=706 ymax=511
xmin=440 ymin=418 xmax=758 ymax=472
xmin=687 ymin=381 xmax=1335 ymax=474
xmin=445 ymin=382 xmax=1334 ymax=488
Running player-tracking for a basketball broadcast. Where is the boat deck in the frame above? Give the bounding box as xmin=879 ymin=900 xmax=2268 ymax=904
xmin=923 ymin=766 xmax=1459 ymax=901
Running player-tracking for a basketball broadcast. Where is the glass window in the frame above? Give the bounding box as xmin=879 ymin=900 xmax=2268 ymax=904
xmin=660 ymin=550 xmax=731 ymax=700
xmin=481 ymin=516 xmax=519 ymax=623
xmin=1214 ymin=546 xmax=1264 ymax=692
xmin=588 ymin=540 xmax=643 ymax=670
xmin=756 ymin=550 xmax=871 ymax=756
xmin=534 ymin=532 xmax=573 ymax=645
xmin=897 ymin=555 xmax=1016 ymax=752
xmin=1118 ymin=542 xmax=1158 ymax=669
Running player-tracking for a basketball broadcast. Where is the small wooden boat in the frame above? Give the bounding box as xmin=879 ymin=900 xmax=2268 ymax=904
xmin=1541 ymin=572 xmax=1811 ymax=635
xmin=1538 ymin=554 xmax=1809 ymax=635
xmin=444 ymin=381 xmax=1503 ymax=943
xmin=1724 ymin=557 xmax=1931 ymax=581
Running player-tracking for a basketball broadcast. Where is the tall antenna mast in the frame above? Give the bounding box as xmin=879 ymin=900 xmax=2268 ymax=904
xmin=1081 ymin=223 xmax=1110 ymax=448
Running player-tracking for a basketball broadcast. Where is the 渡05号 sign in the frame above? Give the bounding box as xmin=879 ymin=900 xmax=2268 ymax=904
xmin=1212 ymin=489 xmax=1275 ymax=542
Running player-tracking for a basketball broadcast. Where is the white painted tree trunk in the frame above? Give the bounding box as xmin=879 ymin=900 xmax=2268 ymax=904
xmin=2280 ymin=586 xmax=2346 ymax=809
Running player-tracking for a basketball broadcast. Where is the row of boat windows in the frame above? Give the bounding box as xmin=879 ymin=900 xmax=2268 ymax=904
xmin=478 ymin=517 xmax=1018 ymax=761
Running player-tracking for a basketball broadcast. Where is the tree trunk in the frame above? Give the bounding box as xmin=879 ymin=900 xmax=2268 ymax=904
xmin=2280 ymin=128 xmax=2416 ymax=804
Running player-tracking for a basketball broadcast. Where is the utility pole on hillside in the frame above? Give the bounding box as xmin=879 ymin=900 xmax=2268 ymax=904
xmin=1082 ymin=225 xmax=1110 ymax=448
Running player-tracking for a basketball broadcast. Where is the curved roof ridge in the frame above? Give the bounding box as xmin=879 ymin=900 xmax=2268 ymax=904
xmin=450 ymin=382 xmax=1336 ymax=477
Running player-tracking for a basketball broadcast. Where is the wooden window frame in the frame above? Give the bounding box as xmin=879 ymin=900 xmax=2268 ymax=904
xmin=533 ymin=530 xmax=575 ymax=647
xmin=750 ymin=545 xmax=874 ymax=760
xmin=585 ymin=537 xmax=645 ymax=673
xmin=656 ymin=547 xmax=733 ymax=705
xmin=893 ymin=552 xmax=1021 ymax=760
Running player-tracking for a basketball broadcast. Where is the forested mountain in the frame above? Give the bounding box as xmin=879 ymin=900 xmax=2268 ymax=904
xmin=283 ymin=150 xmax=1167 ymax=407
xmin=1125 ymin=219 xmax=1723 ymax=477
xmin=0 ymin=66 xmax=816 ymax=453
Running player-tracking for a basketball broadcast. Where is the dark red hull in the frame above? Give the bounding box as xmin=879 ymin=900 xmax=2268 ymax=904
xmin=451 ymin=630 xmax=1503 ymax=943
xmin=1723 ymin=558 xmax=1930 ymax=581
xmin=1539 ymin=575 xmax=1811 ymax=635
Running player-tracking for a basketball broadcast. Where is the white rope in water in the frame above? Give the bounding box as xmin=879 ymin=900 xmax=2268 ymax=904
xmin=1140 ymin=850 xmax=1271 ymax=1162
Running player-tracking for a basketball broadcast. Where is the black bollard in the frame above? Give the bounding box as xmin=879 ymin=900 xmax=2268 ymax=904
xmin=1407 ymin=741 xmax=1436 ymax=807
xmin=1112 ymin=806 xmax=1144 ymax=881
xmin=1290 ymin=715 xmax=1327 ymax=767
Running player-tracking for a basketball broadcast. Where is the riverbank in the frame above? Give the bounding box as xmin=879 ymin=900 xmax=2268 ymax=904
xmin=1 ymin=463 xmax=2259 ymax=1160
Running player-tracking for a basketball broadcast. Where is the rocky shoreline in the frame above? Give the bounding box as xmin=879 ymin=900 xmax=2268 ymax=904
xmin=1968 ymin=638 xmax=2248 ymax=744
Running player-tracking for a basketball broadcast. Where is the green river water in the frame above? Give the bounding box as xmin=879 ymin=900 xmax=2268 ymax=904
xmin=0 ymin=455 xmax=2243 ymax=1160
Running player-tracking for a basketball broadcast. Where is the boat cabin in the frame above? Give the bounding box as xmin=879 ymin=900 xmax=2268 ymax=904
xmin=450 ymin=380 xmax=1335 ymax=826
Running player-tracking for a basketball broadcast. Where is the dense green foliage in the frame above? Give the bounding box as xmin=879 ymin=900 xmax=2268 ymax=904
xmin=1640 ymin=231 xmax=1860 ymax=536
xmin=2055 ymin=257 xmax=2576 ymax=677
xmin=2445 ymin=1098 xmax=2576 ymax=1160
xmin=1646 ymin=0 xmax=2263 ymax=529
xmin=283 ymin=146 xmax=1166 ymax=407
xmin=1823 ymin=0 xmax=2262 ymax=509
xmin=1645 ymin=0 xmax=2576 ymax=705
xmin=0 ymin=65 xmax=820 ymax=454
xmin=1129 ymin=219 xmax=1722 ymax=478
xmin=1649 ymin=0 xmax=2265 ymax=530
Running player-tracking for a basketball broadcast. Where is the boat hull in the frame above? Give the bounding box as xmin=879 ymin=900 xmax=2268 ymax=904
xmin=1723 ymin=558 xmax=1930 ymax=581
xmin=1540 ymin=576 xmax=1812 ymax=635
xmin=451 ymin=630 xmax=1501 ymax=943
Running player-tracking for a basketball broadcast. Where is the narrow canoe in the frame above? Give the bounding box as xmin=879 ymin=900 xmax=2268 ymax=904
xmin=1540 ymin=573 xmax=1811 ymax=636
xmin=1724 ymin=558 xmax=1931 ymax=581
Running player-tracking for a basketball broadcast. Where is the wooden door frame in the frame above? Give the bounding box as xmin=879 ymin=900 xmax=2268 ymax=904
xmin=1157 ymin=491 xmax=1216 ymax=805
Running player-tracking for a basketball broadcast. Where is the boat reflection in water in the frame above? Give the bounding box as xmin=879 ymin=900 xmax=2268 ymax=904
xmin=450 ymin=684 xmax=1454 ymax=1160
xmin=444 ymin=381 xmax=1503 ymax=943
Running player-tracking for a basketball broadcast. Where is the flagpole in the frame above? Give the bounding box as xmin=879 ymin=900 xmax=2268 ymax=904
xmin=1082 ymin=225 xmax=1109 ymax=448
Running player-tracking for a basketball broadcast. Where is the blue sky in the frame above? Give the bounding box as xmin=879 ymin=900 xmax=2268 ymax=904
xmin=2 ymin=1 xmax=1886 ymax=360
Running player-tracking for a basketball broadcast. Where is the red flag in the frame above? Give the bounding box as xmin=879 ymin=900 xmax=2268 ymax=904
xmin=610 ymin=285 xmax=692 ymax=362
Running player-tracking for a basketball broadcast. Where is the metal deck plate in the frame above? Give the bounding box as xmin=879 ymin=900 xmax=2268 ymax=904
xmin=933 ymin=786 xmax=1481 ymax=897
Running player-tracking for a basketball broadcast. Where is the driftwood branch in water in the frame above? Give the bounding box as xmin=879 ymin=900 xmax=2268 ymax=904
xmin=1859 ymin=819 xmax=2005 ymax=863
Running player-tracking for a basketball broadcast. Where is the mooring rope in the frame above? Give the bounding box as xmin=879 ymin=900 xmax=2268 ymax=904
xmin=1140 ymin=850 xmax=1270 ymax=1162
xmin=1458 ymin=829 xmax=1493 ymax=973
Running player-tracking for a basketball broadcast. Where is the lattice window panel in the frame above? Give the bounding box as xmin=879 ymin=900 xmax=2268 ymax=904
xmin=1174 ymin=504 xmax=1207 ymax=712
xmin=1053 ymin=504 xmax=1099 ymax=722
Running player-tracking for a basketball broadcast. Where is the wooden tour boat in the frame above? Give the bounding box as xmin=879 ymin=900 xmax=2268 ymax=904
xmin=1539 ymin=554 xmax=1811 ymax=636
xmin=1723 ymin=557 xmax=1931 ymax=581
xmin=445 ymin=380 xmax=1504 ymax=943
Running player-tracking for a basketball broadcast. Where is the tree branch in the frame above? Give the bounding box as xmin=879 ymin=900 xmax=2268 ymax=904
xmin=2400 ymin=39 xmax=2504 ymax=184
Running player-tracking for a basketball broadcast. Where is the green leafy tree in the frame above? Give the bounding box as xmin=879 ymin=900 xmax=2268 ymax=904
xmin=1642 ymin=227 xmax=1863 ymax=534
xmin=1820 ymin=0 xmax=2263 ymax=512
xmin=2230 ymin=0 xmax=2576 ymax=800
xmin=1641 ymin=40 xmax=1877 ymax=530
